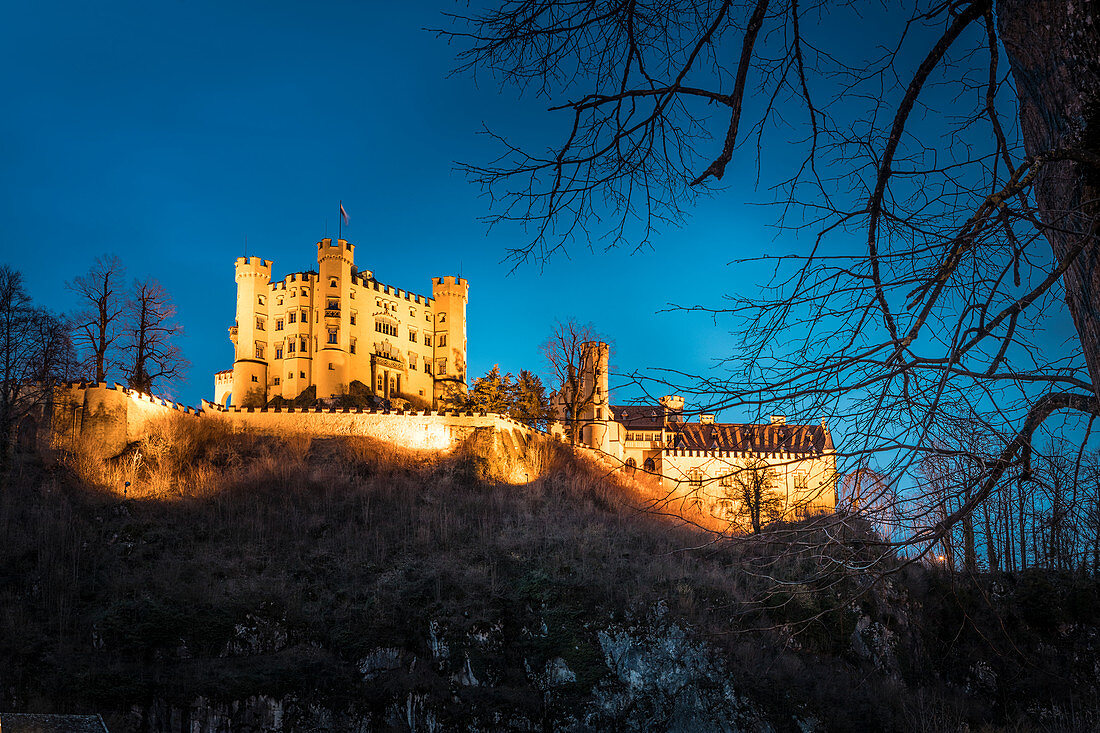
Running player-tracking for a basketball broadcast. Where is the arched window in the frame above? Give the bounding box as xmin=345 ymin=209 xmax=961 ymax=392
xmin=643 ymin=457 xmax=656 ymax=473
xmin=624 ymin=457 xmax=637 ymax=476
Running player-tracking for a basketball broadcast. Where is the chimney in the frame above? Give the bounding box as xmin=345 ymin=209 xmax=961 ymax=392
xmin=700 ymin=414 xmax=715 ymax=424
xmin=770 ymin=415 xmax=786 ymax=425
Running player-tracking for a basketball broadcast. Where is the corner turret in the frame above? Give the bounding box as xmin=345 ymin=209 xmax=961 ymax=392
xmin=430 ymin=276 xmax=469 ymax=404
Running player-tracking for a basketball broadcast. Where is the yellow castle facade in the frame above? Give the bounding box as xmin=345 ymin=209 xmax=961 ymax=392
xmin=215 ymin=237 xmax=468 ymax=408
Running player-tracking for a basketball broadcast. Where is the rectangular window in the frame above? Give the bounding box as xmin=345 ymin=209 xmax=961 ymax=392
xmin=327 ymin=298 xmax=339 ymax=310
xmin=275 ymin=319 xmax=284 ymax=331
xmin=688 ymin=470 xmax=703 ymax=489
xmin=288 ymin=341 xmax=296 ymax=354
xmin=287 ymin=372 xmax=292 ymax=380
xmin=255 ymin=317 xmax=265 ymax=331
xmin=257 ymin=295 xmax=265 ymax=306
xmin=350 ymin=312 xmax=356 ymax=325
xmin=301 ymin=338 xmax=308 ymax=352
xmin=275 ymin=346 xmax=283 ymax=360
xmin=350 ymin=290 xmax=355 ymax=299
xmin=328 ymin=329 xmax=338 ymax=345
xmin=377 ymin=375 xmax=384 ymax=391
xmin=350 ymin=339 xmax=356 ymax=354
xmin=289 ymin=312 xmax=296 ymax=324
xmin=794 ymin=472 xmax=808 ymax=490
xmin=409 ymin=329 xmax=417 ymax=342
xmin=719 ymin=474 xmax=732 ymax=487
xmin=424 ymin=334 xmax=432 ymax=347
xmin=300 ymin=371 xmax=306 ymax=378
xmin=437 ymin=358 xmax=446 ymax=375
xmin=273 ymin=377 xmax=281 ymax=385
xmin=328 ymin=363 xmax=335 ymax=370
xmin=301 ymin=287 xmax=308 ymax=297
xmin=408 ymin=352 xmax=417 ymax=368
xmin=438 ymin=334 xmax=447 ymax=347
xmin=424 ymin=362 xmax=432 ymax=375
xmin=255 ymin=344 xmax=264 ymax=359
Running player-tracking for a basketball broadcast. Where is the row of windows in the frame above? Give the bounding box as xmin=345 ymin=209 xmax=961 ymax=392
xmin=259 ymin=285 xmax=453 ymax=322
xmin=685 ymin=469 xmax=809 ymax=490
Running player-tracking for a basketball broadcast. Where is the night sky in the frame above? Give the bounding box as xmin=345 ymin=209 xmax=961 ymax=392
xmin=0 ymin=1 xmax=1035 ymax=424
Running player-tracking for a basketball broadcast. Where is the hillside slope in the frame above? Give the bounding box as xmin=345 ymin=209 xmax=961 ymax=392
xmin=1 ymin=419 xmax=1098 ymax=732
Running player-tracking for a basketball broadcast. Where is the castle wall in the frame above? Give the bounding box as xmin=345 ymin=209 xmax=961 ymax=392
xmin=657 ymin=449 xmax=838 ymax=519
xmin=200 ymin=404 xmax=533 ymax=454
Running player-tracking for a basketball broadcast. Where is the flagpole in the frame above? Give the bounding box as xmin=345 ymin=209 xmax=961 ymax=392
xmin=339 ymin=200 xmax=342 ymax=240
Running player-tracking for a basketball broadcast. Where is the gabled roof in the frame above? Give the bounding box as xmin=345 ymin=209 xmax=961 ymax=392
xmin=673 ymin=422 xmax=831 ymax=454
xmin=611 ymin=405 xmax=666 ymax=429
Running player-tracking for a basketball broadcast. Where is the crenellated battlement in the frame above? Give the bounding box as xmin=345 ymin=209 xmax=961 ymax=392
xmin=234 ymin=257 xmax=273 ymax=277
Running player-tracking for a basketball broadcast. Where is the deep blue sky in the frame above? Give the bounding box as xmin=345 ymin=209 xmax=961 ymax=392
xmin=1 ymin=0 xmax=793 ymax=410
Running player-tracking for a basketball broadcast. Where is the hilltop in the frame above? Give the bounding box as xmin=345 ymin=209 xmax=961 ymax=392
xmin=1 ymin=418 xmax=1099 ymax=732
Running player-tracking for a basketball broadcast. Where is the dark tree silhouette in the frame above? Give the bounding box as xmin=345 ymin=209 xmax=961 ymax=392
xmin=68 ymin=255 xmax=125 ymax=383
xmin=123 ymin=279 xmax=187 ymax=395
xmin=447 ymin=0 xmax=1100 ymax=558
xmin=0 ymin=266 xmax=73 ymax=475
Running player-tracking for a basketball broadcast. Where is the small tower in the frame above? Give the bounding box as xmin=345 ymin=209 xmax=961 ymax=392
xmin=315 ymin=238 xmax=355 ymax=399
xmin=430 ymin=276 xmax=469 ymax=404
xmin=579 ymin=340 xmax=612 ymax=454
xmin=230 ymin=256 xmax=272 ymax=406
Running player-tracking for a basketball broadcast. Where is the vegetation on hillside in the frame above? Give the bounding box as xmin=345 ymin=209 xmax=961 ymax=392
xmin=1 ymin=419 xmax=1098 ymax=731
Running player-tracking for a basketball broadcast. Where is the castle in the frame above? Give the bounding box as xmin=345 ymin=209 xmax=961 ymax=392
xmin=214 ymin=237 xmax=468 ymax=408
xmin=557 ymin=341 xmax=837 ymax=518
xmin=33 ymin=237 xmax=835 ymax=524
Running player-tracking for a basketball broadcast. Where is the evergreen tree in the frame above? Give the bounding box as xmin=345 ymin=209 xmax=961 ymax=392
xmin=467 ymin=365 xmax=515 ymax=414
xmin=511 ymin=369 xmax=553 ymax=429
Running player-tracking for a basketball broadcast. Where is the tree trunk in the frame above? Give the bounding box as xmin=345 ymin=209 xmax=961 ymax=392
xmin=998 ymin=0 xmax=1100 ymax=401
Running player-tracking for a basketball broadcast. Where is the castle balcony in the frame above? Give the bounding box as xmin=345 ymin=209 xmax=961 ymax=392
xmin=324 ymin=307 xmax=341 ymax=320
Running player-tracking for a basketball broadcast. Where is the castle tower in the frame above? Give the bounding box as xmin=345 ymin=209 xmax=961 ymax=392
xmin=230 ymin=256 xmax=273 ymax=405
xmin=315 ymin=238 xmax=355 ymax=399
xmin=430 ymin=276 xmax=469 ymax=403
xmin=579 ymin=340 xmax=612 ymax=454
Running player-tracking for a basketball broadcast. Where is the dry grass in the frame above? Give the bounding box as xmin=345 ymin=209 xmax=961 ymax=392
xmin=2 ymin=420 xmax=1098 ymax=731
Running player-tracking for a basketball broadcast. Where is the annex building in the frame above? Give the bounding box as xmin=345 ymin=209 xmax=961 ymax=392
xmin=215 ymin=237 xmax=468 ymax=408
xmin=560 ymin=341 xmax=837 ymax=519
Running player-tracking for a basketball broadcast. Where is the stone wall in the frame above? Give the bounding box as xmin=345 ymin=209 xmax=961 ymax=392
xmin=44 ymin=384 xmax=546 ymax=484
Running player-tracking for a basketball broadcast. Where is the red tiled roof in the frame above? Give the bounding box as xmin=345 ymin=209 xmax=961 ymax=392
xmin=673 ymin=422 xmax=831 ymax=454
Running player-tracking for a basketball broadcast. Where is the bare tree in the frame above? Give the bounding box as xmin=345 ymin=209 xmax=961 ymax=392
xmin=543 ymin=318 xmax=605 ymax=445
xmin=447 ymin=1 xmax=1100 ymax=557
xmin=67 ymin=255 xmax=125 ymax=383
xmin=728 ymin=458 xmax=784 ymax=534
xmin=0 ymin=266 xmax=73 ymax=475
xmin=123 ymin=279 xmax=187 ymax=395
